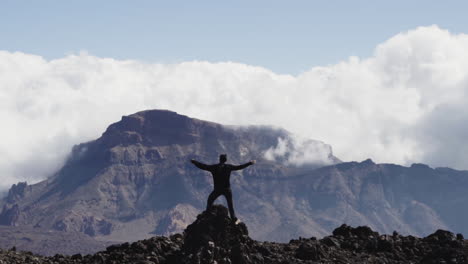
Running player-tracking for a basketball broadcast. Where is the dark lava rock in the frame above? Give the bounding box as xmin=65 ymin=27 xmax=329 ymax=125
xmin=183 ymin=205 xmax=250 ymax=252
xmin=1 ymin=205 xmax=468 ymax=263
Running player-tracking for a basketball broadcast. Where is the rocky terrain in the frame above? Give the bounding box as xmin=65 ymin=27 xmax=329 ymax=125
xmin=0 ymin=109 xmax=340 ymax=254
xmin=2 ymin=109 xmax=468 ymax=255
xmin=0 ymin=205 xmax=467 ymax=264
xmin=0 ymin=225 xmax=113 ymax=256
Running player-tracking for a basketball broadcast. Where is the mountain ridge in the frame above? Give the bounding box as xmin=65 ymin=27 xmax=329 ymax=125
xmin=1 ymin=109 xmax=468 ymax=256
xmin=0 ymin=109 xmax=339 ymax=254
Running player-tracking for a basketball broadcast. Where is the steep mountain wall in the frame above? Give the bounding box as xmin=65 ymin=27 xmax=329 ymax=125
xmin=0 ymin=110 xmax=338 ymax=244
xmin=2 ymin=109 xmax=468 ymax=256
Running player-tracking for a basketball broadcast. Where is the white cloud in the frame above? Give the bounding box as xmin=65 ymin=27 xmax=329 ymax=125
xmin=1 ymin=25 xmax=468 ymax=190
xmin=264 ymin=137 xmax=335 ymax=166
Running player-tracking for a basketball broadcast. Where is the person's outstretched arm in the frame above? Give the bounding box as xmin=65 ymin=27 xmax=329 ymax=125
xmin=191 ymin=159 xmax=214 ymax=171
xmin=230 ymin=160 xmax=256 ymax=171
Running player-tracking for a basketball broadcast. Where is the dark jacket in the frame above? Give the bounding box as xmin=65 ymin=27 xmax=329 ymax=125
xmin=191 ymin=160 xmax=253 ymax=190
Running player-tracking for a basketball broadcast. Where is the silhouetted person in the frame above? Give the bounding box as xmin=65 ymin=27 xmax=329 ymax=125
xmin=191 ymin=154 xmax=255 ymax=222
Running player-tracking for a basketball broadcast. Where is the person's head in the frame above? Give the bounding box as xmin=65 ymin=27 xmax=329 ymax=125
xmin=219 ymin=154 xmax=227 ymax=163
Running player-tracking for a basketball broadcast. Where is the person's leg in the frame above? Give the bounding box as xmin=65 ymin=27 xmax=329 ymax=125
xmin=223 ymin=188 xmax=237 ymax=220
xmin=206 ymin=190 xmax=221 ymax=210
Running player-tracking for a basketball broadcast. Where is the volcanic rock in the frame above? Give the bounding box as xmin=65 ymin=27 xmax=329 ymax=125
xmin=1 ymin=205 xmax=468 ymax=263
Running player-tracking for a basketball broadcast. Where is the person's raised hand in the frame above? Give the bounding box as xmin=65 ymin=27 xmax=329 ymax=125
xmin=190 ymin=159 xmax=196 ymax=164
xmin=250 ymin=160 xmax=256 ymax=165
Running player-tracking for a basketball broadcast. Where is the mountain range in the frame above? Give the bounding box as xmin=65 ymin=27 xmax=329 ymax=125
xmin=1 ymin=109 xmax=468 ymax=255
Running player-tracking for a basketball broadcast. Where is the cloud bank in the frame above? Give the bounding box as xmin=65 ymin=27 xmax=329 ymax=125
xmin=1 ymin=25 xmax=468 ymax=190
xmin=264 ymin=137 xmax=335 ymax=166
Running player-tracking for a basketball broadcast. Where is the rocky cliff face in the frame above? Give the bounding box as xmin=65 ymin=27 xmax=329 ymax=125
xmin=2 ymin=109 xmax=468 ymax=256
xmin=1 ymin=205 xmax=467 ymax=264
xmin=0 ymin=109 xmax=339 ymax=253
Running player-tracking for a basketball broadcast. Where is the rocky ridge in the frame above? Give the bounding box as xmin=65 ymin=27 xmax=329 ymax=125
xmin=0 ymin=109 xmax=341 ymax=250
xmin=1 ymin=205 xmax=467 ymax=264
xmin=3 ymin=110 xmax=468 ymax=256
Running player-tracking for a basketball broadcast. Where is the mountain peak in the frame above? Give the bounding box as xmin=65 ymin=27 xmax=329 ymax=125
xmin=0 ymin=109 xmax=341 ymax=255
xmin=360 ymin=158 xmax=375 ymax=165
xmin=101 ymin=109 xmax=206 ymax=147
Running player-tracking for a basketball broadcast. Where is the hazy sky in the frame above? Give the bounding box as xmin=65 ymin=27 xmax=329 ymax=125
xmin=1 ymin=1 xmax=467 ymax=74
xmin=1 ymin=1 xmax=468 ymax=190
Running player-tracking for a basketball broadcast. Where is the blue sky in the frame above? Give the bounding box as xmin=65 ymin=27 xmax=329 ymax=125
xmin=2 ymin=1 xmax=468 ymax=188
xmin=1 ymin=0 xmax=467 ymax=74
